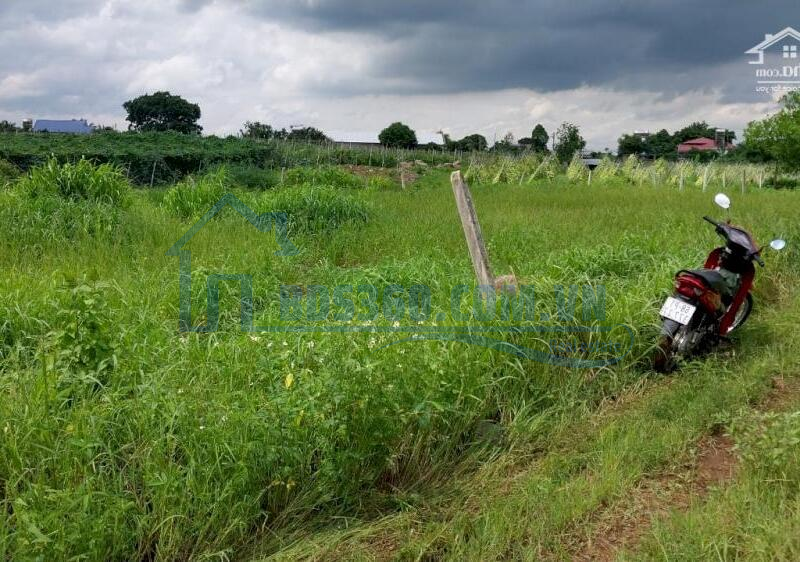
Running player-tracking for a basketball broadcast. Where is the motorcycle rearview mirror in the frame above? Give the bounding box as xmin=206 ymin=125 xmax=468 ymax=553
xmin=714 ymin=193 xmax=731 ymax=210
xmin=770 ymin=239 xmax=786 ymax=251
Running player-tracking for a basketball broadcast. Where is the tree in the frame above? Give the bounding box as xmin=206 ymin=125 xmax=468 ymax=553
xmin=123 ymin=91 xmax=202 ymax=134
xmin=456 ymin=133 xmax=488 ymax=152
xmin=617 ymin=133 xmax=647 ymax=157
xmin=241 ymin=121 xmax=277 ymax=140
xmin=553 ymin=122 xmax=586 ymax=163
xmin=378 ymin=122 xmax=417 ymax=148
xmin=530 ymin=124 xmax=549 ymax=152
xmin=286 ymin=126 xmax=329 ymax=143
xmin=491 ymin=132 xmax=517 ymax=152
xmin=673 ymin=121 xmax=735 ymax=144
xmin=644 ymin=129 xmax=674 ymax=159
xmin=744 ymin=91 xmax=800 ymax=170
xmin=0 ymin=120 xmax=17 ymax=133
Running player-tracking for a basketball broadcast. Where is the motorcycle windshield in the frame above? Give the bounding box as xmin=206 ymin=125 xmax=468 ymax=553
xmin=722 ymin=225 xmax=757 ymax=253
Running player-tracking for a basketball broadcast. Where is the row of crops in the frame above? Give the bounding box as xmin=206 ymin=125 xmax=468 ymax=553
xmin=464 ymin=153 xmax=791 ymax=191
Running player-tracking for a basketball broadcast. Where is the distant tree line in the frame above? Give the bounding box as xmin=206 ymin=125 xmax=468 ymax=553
xmin=6 ymin=89 xmax=797 ymax=168
xmin=240 ymin=121 xmax=329 ymax=143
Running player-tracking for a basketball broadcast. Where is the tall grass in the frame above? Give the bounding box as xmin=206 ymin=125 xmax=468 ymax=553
xmin=20 ymin=157 xmax=130 ymax=205
xmin=162 ymin=166 xmax=230 ymax=218
xmin=0 ymin=171 xmax=798 ymax=560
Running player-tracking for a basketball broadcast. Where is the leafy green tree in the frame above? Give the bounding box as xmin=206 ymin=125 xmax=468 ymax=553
xmin=241 ymin=121 xmax=277 ymax=140
xmin=530 ymin=124 xmax=549 ymax=152
xmin=378 ymin=122 xmax=417 ymax=149
xmin=745 ymin=91 xmax=800 ymax=170
xmin=673 ymin=121 xmax=735 ymax=144
xmin=286 ymin=127 xmax=329 ymax=143
xmin=123 ymin=91 xmax=202 ymax=134
xmin=644 ymin=129 xmax=675 ymax=159
xmin=457 ymin=133 xmax=488 ymax=152
xmin=554 ymin=122 xmax=586 ymax=163
xmin=617 ymin=133 xmax=647 ymax=156
xmin=0 ymin=120 xmax=18 ymax=133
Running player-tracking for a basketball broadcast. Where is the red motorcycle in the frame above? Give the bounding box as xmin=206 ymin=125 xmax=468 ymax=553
xmin=655 ymin=193 xmax=786 ymax=372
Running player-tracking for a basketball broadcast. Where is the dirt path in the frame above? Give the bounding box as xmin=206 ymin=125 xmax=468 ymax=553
xmin=569 ymin=376 xmax=800 ymax=562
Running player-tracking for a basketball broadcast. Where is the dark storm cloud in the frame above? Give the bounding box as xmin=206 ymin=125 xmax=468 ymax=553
xmin=184 ymin=0 xmax=800 ymax=97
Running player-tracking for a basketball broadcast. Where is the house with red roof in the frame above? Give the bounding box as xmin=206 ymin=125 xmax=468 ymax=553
xmin=676 ymin=137 xmax=734 ymax=155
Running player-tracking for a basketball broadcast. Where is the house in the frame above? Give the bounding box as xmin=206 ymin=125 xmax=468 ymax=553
xmin=33 ymin=119 xmax=93 ymax=134
xmin=746 ymin=27 xmax=800 ymax=64
xmin=676 ymin=137 xmax=734 ymax=155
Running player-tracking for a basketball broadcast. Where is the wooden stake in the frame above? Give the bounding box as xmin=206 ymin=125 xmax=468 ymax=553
xmin=450 ymin=171 xmax=494 ymax=286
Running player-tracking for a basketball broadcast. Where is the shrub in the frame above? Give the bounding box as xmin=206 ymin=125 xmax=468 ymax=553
xmin=227 ymin=164 xmax=278 ymax=189
xmin=259 ymin=184 xmax=370 ymax=234
xmin=566 ymin=153 xmax=589 ymax=182
xmin=367 ymin=175 xmax=396 ymax=190
xmin=593 ymin=156 xmax=619 ymax=181
xmin=0 ymin=158 xmax=20 ymax=186
xmin=284 ymin=166 xmax=363 ymax=189
xmin=50 ymin=281 xmax=118 ymax=402
xmin=162 ymin=166 xmax=229 ymax=218
xmin=20 ymin=157 xmax=130 ymax=205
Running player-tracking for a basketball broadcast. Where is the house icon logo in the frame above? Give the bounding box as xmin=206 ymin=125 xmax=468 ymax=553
xmin=165 ymin=193 xmax=298 ymax=332
xmin=746 ymin=26 xmax=800 ymax=64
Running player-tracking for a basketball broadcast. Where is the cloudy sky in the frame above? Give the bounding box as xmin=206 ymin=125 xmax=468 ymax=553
xmin=0 ymin=1 xmax=798 ymax=148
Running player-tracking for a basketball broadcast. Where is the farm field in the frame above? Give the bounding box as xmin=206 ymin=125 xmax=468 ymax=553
xmin=1 ymin=158 xmax=800 ymax=561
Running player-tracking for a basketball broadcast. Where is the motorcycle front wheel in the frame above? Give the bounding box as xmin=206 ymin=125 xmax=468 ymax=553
xmin=726 ymin=293 xmax=753 ymax=334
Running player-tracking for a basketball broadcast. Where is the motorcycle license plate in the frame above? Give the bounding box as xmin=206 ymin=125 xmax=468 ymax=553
xmin=660 ymin=297 xmax=696 ymax=325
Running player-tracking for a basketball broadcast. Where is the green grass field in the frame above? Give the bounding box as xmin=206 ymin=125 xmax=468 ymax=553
xmin=1 ymin=161 xmax=799 ymax=560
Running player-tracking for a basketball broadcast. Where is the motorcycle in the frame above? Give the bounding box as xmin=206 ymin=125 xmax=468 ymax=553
xmin=654 ymin=193 xmax=786 ymax=372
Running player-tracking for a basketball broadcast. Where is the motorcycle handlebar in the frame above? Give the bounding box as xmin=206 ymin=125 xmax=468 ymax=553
xmin=754 ymin=253 xmax=765 ymax=267
xmin=703 ymin=215 xmax=720 ymax=228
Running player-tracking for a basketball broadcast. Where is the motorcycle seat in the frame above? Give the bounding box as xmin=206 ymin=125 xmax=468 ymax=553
xmin=677 ymin=268 xmax=733 ymax=296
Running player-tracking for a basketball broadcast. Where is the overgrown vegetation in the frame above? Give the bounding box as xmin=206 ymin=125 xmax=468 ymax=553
xmin=162 ymin=166 xmax=230 ymax=218
xmin=0 ymin=153 xmax=799 ymax=560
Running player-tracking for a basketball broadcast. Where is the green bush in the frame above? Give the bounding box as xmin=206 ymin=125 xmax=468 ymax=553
xmin=162 ymin=166 xmax=229 ymax=218
xmin=227 ymin=164 xmax=279 ymax=189
xmin=50 ymin=281 xmax=118 ymax=402
xmin=259 ymin=184 xmax=370 ymax=234
xmin=0 ymin=158 xmax=20 ymax=186
xmin=284 ymin=165 xmax=363 ymax=189
xmin=367 ymin=174 xmax=397 ymax=190
xmin=20 ymin=157 xmax=130 ymax=205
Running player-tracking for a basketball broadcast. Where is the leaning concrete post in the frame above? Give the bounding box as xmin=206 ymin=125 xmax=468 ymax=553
xmin=450 ymin=171 xmax=494 ymax=287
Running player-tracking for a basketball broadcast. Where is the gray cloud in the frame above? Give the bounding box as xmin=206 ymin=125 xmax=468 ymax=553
xmin=0 ymin=0 xmax=794 ymax=146
xmin=189 ymin=0 xmax=799 ymax=97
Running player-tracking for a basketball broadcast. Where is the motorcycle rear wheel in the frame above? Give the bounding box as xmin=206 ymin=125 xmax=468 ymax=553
xmin=653 ymin=335 xmax=677 ymax=373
